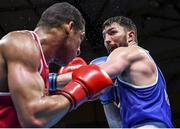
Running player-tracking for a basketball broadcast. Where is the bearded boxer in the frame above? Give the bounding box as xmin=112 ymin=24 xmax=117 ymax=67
xmin=90 ymin=16 xmax=174 ymax=128
xmin=0 ymin=2 xmax=113 ymax=127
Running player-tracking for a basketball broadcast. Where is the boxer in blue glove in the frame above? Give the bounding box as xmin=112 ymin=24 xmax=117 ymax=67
xmin=88 ymin=16 xmax=174 ymax=128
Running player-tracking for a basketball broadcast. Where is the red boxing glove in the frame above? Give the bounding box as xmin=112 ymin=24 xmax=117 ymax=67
xmin=58 ymin=57 xmax=87 ymax=74
xmin=51 ymin=64 xmax=112 ymax=111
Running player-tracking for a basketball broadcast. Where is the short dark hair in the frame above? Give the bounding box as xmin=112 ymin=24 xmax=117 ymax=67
xmin=102 ymin=16 xmax=137 ymax=35
xmin=37 ymin=2 xmax=85 ymax=31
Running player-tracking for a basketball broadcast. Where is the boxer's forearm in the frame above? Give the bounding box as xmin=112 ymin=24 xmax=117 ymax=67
xmin=21 ymin=95 xmax=71 ymax=127
xmin=103 ymin=102 xmax=122 ymax=128
xmin=56 ymin=72 xmax=72 ymax=88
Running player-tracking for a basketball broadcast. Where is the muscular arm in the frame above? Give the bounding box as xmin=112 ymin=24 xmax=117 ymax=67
xmin=103 ymin=102 xmax=122 ymax=128
xmin=99 ymin=47 xmax=156 ymax=86
xmin=99 ymin=47 xmax=134 ymax=78
xmin=3 ymin=32 xmax=70 ymax=127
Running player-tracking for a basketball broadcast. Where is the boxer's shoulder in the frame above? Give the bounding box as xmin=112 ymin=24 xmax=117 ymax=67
xmin=0 ymin=30 xmax=40 ymax=65
xmin=1 ymin=30 xmax=34 ymax=44
xmin=1 ymin=30 xmax=37 ymax=51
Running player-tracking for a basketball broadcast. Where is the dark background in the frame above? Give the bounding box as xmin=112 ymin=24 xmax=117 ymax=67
xmin=0 ymin=0 xmax=180 ymax=127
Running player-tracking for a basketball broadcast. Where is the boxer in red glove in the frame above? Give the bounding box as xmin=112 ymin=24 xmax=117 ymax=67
xmin=0 ymin=2 xmax=87 ymax=127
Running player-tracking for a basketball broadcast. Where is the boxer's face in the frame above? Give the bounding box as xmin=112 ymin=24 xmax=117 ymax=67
xmin=57 ymin=28 xmax=85 ymax=65
xmin=103 ymin=22 xmax=128 ymax=53
xmin=66 ymin=29 xmax=85 ymax=61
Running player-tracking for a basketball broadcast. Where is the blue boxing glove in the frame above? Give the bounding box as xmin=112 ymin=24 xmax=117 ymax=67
xmin=99 ymin=86 xmax=116 ymax=105
xmin=90 ymin=56 xmax=116 ymax=105
xmin=90 ymin=56 xmax=108 ymax=65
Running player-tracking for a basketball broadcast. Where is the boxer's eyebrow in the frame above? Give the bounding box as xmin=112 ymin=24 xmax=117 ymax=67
xmin=102 ymin=27 xmax=114 ymax=38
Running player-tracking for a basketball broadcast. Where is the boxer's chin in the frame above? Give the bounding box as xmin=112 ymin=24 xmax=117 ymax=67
xmin=49 ymin=58 xmax=63 ymax=66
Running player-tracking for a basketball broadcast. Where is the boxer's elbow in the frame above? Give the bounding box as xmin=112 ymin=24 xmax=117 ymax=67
xmin=19 ymin=111 xmax=50 ymax=128
xmin=17 ymin=95 xmax=69 ymax=127
xmin=19 ymin=116 xmax=47 ymax=128
xmin=17 ymin=103 xmax=52 ymax=127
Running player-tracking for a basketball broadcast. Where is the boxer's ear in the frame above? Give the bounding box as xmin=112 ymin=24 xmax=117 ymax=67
xmin=127 ymin=31 xmax=135 ymax=43
xmin=63 ymin=21 xmax=74 ymax=35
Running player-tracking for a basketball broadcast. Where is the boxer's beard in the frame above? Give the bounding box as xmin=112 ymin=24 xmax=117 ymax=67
xmin=120 ymin=36 xmax=128 ymax=47
xmin=107 ymin=36 xmax=128 ymax=53
xmin=107 ymin=42 xmax=128 ymax=54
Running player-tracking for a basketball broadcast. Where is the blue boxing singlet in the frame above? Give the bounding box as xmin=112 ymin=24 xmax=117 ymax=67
xmin=115 ymin=51 xmax=173 ymax=128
